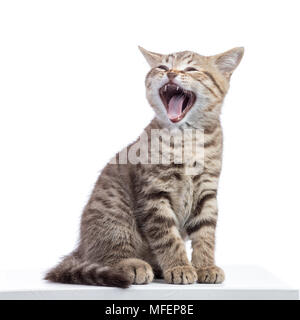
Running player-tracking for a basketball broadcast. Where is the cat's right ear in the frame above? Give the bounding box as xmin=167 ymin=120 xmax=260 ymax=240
xmin=138 ymin=46 xmax=163 ymax=68
xmin=212 ymin=47 xmax=244 ymax=79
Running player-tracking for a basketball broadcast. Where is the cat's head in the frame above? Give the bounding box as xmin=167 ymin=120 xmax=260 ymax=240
xmin=139 ymin=46 xmax=244 ymax=128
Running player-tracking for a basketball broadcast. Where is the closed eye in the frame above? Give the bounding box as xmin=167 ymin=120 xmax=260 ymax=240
xmin=184 ymin=67 xmax=198 ymax=72
xmin=157 ymin=65 xmax=169 ymax=71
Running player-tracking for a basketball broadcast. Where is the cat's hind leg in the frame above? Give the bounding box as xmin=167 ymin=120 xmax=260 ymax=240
xmin=78 ymin=164 xmax=154 ymax=285
xmin=115 ymin=258 xmax=154 ymax=285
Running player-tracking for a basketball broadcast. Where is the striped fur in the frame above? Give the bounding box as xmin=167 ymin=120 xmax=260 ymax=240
xmin=45 ymin=47 xmax=243 ymax=287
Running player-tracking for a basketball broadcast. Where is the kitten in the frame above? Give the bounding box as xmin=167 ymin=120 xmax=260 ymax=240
xmin=45 ymin=46 xmax=244 ymax=287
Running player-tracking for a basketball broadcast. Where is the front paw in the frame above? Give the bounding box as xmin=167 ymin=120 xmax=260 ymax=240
xmin=164 ymin=265 xmax=197 ymax=284
xmin=196 ymin=265 xmax=225 ymax=284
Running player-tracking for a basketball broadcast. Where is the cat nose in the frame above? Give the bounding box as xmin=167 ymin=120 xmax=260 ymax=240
xmin=167 ymin=71 xmax=177 ymax=81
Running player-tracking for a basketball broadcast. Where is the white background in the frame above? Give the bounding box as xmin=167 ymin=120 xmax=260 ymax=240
xmin=0 ymin=0 xmax=299 ymax=289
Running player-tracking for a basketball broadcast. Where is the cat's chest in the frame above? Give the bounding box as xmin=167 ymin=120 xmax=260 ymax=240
xmin=171 ymin=172 xmax=199 ymax=229
xmin=168 ymin=133 xmax=205 ymax=226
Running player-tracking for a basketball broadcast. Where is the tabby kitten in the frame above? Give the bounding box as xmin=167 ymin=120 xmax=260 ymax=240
xmin=45 ymin=46 xmax=244 ymax=287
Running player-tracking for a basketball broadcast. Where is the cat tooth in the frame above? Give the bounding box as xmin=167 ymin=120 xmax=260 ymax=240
xmin=176 ymin=86 xmax=179 ymax=91
xmin=164 ymin=85 xmax=167 ymax=92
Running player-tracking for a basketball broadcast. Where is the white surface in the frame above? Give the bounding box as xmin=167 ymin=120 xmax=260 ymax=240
xmin=0 ymin=0 xmax=300 ymax=289
xmin=0 ymin=266 xmax=298 ymax=300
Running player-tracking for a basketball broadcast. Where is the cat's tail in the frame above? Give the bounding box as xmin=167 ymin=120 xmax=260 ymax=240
xmin=44 ymin=254 xmax=130 ymax=288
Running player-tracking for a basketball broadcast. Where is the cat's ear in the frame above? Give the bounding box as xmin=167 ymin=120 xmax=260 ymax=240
xmin=213 ymin=47 xmax=244 ymax=79
xmin=138 ymin=46 xmax=164 ymax=68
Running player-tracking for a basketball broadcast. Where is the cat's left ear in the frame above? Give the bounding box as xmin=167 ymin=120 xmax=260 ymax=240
xmin=213 ymin=47 xmax=244 ymax=79
xmin=138 ymin=46 xmax=164 ymax=68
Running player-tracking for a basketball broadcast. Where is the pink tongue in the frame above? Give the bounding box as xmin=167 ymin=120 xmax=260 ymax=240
xmin=167 ymin=95 xmax=184 ymax=120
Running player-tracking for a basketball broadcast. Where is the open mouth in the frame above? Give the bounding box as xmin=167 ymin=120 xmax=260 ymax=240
xmin=159 ymin=83 xmax=196 ymax=123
